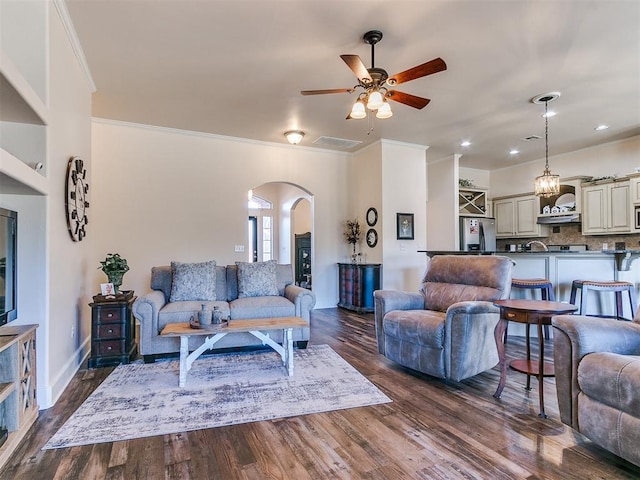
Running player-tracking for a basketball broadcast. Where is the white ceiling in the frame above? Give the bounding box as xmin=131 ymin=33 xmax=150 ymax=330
xmin=64 ymin=0 xmax=640 ymax=170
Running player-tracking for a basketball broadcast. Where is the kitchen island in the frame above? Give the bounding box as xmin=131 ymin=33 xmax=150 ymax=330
xmin=420 ymin=250 xmax=640 ymax=321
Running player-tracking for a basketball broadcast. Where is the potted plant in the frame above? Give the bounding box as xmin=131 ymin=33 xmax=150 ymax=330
xmin=343 ymin=218 xmax=362 ymax=263
xmin=98 ymin=253 xmax=129 ymax=293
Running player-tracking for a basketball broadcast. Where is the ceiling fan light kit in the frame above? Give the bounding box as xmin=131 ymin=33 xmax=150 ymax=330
xmin=532 ymin=92 xmax=561 ymax=197
xmin=285 ymin=130 xmax=305 ymax=145
xmin=301 ymin=30 xmax=446 ymax=121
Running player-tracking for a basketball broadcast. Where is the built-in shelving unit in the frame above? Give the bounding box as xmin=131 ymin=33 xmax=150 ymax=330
xmin=0 ymin=2 xmax=49 ymax=196
xmin=459 ymin=187 xmax=488 ymax=217
xmin=0 ymin=325 xmax=38 ymax=468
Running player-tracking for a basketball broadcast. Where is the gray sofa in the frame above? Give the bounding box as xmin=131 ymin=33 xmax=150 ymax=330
xmin=373 ymin=255 xmax=513 ymax=382
xmin=552 ymin=314 xmax=640 ymax=466
xmin=132 ymin=263 xmax=315 ymax=362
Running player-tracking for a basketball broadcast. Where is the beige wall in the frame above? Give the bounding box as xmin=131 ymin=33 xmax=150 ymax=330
xmin=91 ymin=120 xmax=349 ymax=308
xmin=489 ymin=136 xmax=640 ymax=197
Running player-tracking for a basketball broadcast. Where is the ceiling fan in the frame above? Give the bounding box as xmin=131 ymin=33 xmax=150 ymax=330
xmin=301 ymin=30 xmax=447 ymax=119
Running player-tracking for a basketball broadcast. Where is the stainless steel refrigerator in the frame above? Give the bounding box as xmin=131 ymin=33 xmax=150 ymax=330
xmin=459 ymin=217 xmax=496 ymax=252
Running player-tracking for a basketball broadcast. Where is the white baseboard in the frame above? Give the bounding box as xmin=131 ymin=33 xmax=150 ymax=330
xmin=38 ymin=336 xmax=91 ymax=409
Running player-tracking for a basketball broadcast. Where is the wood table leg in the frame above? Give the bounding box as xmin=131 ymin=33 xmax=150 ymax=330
xmin=179 ymin=335 xmax=188 ymax=388
xmin=493 ymin=317 xmax=509 ymax=398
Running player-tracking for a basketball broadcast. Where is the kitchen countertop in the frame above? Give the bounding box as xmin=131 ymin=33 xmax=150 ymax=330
xmin=418 ymin=250 xmax=640 ymax=271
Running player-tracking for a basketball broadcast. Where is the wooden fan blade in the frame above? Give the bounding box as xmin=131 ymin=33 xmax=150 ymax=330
xmin=386 ymin=90 xmax=431 ymax=109
xmin=340 ymin=55 xmax=373 ymax=84
xmin=301 ymin=88 xmax=354 ymax=95
xmin=387 ymin=57 xmax=447 ymax=86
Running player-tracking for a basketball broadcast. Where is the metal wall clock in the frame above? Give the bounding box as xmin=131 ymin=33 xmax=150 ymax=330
xmin=65 ymin=156 xmax=89 ymax=242
xmin=366 ymin=207 xmax=378 ymax=226
xmin=366 ymin=228 xmax=378 ymax=248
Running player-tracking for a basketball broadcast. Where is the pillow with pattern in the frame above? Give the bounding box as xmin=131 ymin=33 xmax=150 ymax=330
xmin=236 ymin=260 xmax=279 ymax=298
xmin=170 ymin=260 xmax=217 ymax=302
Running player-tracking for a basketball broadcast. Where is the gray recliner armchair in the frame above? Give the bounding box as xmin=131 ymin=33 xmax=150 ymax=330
xmin=552 ymin=314 xmax=640 ymax=466
xmin=373 ymin=255 xmax=513 ymax=382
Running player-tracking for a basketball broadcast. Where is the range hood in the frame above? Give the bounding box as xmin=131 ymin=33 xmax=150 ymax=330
xmin=537 ymin=213 xmax=581 ymax=224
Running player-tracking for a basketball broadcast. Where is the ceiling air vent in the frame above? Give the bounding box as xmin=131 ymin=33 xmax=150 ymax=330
xmin=313 ymin=136 xmax=363 ymax=150
xmin=522 ymin=135 xmax=541 ymax=141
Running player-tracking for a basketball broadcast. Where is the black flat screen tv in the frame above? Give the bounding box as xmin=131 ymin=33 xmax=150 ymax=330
xmin=0 ymin=207 xmax=17 ymax=326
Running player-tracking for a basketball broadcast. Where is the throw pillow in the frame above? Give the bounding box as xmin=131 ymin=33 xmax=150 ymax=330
xmin=236 ymin=260 xmax=279 ymax=298
xmin=170 ymin=260 xmax=217 ymax=302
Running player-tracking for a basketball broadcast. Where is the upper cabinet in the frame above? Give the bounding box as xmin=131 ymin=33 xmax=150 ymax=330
xmin=458 ymin=187 xmax=488 ymax=217
xmin=0 ymin=0 xmax=49 ymax=195
xmin=494 ymin=194 xmax=549 ymax=238
xmin=582 ymin=178 xmax=632 ymax=235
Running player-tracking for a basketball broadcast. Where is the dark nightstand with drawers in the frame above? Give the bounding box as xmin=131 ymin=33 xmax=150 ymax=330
xmin=88 ymin=293 xmax=137 ymax=368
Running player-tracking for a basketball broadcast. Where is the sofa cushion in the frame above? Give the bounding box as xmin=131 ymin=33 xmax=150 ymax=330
xmin=383 ymin=310 xmax=446 ymax=348
xmin=158 ymin=300 xmax=230 ymax=332
xmin=229 ymin=296 xmax=295 ymax=320
xmin=419 ymin=255 xmax=512 ymax=312
xmin=169 ymin=260 xmax=217 ymax=302
xmin=578 ymin=352 xmax=640 ymax=417
xmin=152 ymin=265 xmax=227 ymax=303
xmin=236 ymin=260 xmax=279 ymax=298
xmin=420 ymin=283 xmax=502 ymax=313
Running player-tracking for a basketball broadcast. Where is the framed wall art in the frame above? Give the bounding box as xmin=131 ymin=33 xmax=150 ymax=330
xmin=396 ymin=213 xmax=414 ymax=240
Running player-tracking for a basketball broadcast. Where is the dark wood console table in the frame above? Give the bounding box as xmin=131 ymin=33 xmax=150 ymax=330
xmin=493 ymin=299 xmax=577 ymax=418
xmin=337 ymin=263 xmax=382 ymax=313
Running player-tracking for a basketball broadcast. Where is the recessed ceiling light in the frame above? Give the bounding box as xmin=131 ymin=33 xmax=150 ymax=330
xmin=460 ymin=140 xmax=471 ymax=147
xmin=594 ymin=124 xmax=609 ymax=131
xmin=509 ymin=149 xmax=519 ymax=155
xmin=542 ymin=111 xmax=556 ymax=118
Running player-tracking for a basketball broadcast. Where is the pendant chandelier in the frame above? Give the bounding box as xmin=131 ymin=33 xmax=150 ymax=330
xmin=533 ymin=92 xmax=561 ymax=197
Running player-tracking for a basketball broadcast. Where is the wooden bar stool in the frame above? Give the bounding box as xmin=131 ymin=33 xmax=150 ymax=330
xmin=569 ymin=280 xmax=637 ymax=321
xmin=506 ymin=278 xmax=555 ymax=341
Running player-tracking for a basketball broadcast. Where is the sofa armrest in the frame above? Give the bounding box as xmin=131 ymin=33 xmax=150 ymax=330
xmin=444 ymin=301 xmax=501 ymax=381
xmin=552 ymin=315 xmax=640 ymax=428
xmin=284 ymin=284 xmax=316 ymax=322
xmin=132 ymin=291 xmax=167 ymax=354
xmin=373 ymin=290 xmax=424 ymax=354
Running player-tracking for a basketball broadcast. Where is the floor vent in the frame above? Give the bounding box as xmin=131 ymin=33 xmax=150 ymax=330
xmin=313 ymin=136 xmax=363 ymax=149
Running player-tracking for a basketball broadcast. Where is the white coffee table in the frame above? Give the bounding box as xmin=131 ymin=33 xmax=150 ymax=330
xmin=160 ymin=316 xmax=308 ymax=387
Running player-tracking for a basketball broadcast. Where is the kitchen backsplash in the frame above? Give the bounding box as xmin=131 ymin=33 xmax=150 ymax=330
xmin=496 ymin=223 xmax=640 ymax=251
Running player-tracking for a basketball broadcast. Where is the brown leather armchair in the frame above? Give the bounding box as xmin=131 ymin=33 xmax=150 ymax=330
xmin=552 ymin=314 xmax=640 ymax=466
xmin=373 ymin=255 xmax=513 ymax=382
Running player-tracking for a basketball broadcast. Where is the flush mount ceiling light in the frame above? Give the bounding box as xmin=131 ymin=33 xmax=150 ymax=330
xmin=284 ymin=130 xmax=305 ymax=145
xmin=460 ymin=140 xmax=471 ymax=147
xmin=509 ymin=149 xmax=519 ymax=155
xmin=595 ymin=124 xmax=609 ymax=131
xmin=301 ymin=30 xmax=447 ymax=121
xmin=532 ymin=92 xmax=561 ymax=197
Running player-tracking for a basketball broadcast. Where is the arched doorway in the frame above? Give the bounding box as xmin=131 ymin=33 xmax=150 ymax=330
xmin=247 ymin=183 xmax=313 ymax=287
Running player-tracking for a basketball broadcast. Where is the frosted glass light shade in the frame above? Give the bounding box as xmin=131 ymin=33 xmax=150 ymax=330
xmin=350 ymin=100 xmax=366 ymax=119
xmin=367 ymin=91 xmax=384 ymax=110
xmin=376 ymin=102 xmax=393 ymax=119
xmin=284 ymin=131 xmax=304 ymax=145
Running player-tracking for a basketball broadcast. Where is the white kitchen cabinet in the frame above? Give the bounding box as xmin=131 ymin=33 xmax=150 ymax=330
xmin=494 ymin=194 xmax=548 ymax=238
xmin=630 ymin=174 xmax=640 ymax=204
xmin=582 ymin=180 xmax=631 ymax=235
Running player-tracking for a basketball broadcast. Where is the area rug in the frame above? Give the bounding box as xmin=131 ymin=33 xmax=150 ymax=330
xmin=44 ymin=344 xmax=390 ymax=449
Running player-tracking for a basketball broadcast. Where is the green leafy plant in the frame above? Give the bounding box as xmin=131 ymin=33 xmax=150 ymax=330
xmin=98 ymin=253 xmax=129 ymax=275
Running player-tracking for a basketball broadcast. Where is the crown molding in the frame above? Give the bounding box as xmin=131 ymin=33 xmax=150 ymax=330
xmin=53 ymin=0 xmax=96 ymax=93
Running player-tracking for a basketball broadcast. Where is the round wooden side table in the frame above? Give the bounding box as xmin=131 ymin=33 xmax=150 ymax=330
xmin=492 ymin=299 xmax=578 ymax=418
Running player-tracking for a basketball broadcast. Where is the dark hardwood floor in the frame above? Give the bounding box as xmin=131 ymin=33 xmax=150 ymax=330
xmin=2 ymin=308 xmax=639 ymax=479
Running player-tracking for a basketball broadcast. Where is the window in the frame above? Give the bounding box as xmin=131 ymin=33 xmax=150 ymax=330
xmin=248 ymin=193 xmax=273 ymax=262
xmin=262 ymin=216 xmax=272 ymax=261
